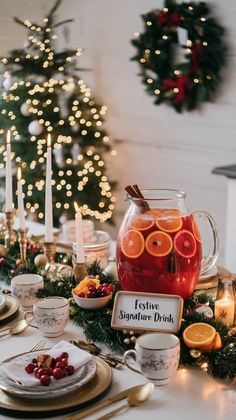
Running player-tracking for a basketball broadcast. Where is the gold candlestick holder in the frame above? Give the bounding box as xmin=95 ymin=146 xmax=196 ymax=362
xmin=18 ymin=227 xmax=29 ymax=263
xmin=43 ymin=241 xmax=56 ymax=264
xmin=5 ymin=210 xmax=16 ymax=248
xmin=74 ymin=262 xmax=87 ymax=284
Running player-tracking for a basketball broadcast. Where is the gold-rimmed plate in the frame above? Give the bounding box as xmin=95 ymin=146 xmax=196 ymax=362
xmin=0 ymin=357 xmax=112 ymax=418
xmin=0 ymin=295 xmax=19 ymax=323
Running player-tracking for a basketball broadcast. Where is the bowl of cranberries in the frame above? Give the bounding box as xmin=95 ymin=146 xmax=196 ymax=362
xmin=72 ymin=276 xmax=115 ymax=309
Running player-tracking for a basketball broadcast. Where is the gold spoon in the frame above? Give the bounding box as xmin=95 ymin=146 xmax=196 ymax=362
xmin=97 ymin=382 xmax=155 ymax=420
xmin=0 ymin=319 xmax=29 ymax=337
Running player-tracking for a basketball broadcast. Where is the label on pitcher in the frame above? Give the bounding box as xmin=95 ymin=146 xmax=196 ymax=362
xmin=111 ymin=291 xmax=183 ymax=333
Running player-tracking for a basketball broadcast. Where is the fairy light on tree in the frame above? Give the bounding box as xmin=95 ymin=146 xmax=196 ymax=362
xmin=0 ymin=0 xmax=116 ymax=225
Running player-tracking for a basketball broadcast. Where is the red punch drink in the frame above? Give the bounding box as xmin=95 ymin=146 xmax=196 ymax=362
xmin=116 ymin=189 xmax=219 ymax=299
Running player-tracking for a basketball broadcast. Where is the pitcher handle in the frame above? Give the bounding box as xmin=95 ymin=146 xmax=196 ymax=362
xmin=192 ymin=211 xmax=219 ymax=275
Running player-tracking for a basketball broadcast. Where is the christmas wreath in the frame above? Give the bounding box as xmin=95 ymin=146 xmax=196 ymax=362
xmin=131 ymin=0 xmax=226 ymax=112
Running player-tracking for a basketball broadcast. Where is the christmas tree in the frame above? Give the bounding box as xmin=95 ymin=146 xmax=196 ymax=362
xmin=0 ymin=0 xmax=116 ymax=225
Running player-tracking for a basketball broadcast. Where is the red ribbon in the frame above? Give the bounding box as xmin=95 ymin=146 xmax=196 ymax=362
xmin=157 ymin=11 xmax=181 ymax=27
xmin=162 ymin=75 xmax=190 ymax=104
xmin=190 ymin=42 xmax=203 ymax=74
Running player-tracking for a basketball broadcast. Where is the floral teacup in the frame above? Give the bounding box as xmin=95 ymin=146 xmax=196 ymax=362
xmin=11 ymin=274 xmax=44 ymax=308
xmin=124 ymin=332 xmax=180 ymax=385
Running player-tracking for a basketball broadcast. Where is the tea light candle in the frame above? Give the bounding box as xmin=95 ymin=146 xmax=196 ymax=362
xmin=74 ymin=202 xmax=85 ymax=263
xmin=214 ymin=297 xmax=234 ymax=327
xmin=17 ymin=167 xmax=25 ymax=229
xmin=45 ymin=134 xmax=53 ymax=242
xmin=5 ymin=130 xmax=13 ymax=212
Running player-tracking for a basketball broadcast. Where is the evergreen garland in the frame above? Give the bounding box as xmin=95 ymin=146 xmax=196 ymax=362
xmin=0 ymin=244 xmax=235 ymax=382
xmin=131 ymin=0 xmax=226 ymax=112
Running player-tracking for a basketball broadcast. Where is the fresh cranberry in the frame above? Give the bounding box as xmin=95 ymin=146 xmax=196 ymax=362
xmin=88 ymin=285 xmax=96 ymax=291
xmin=61 ymin=358 xmax=68 ymax=366
xmin=47 ymin=367 xmax=54 ymax=376
xmin=55 ymin=362 xmax=63 ymax=368
xmin=108 ymin=284 xmax=115 ymax=292
xmin=37 ymin=368 xmax=49 ymax=377
xmin=53 ymin=367 xmax=66 ymax=379
xmin=31 ymin=358 xmax=37 ymax=364
xmin=97 ymin=284 xmax=103 ymax=290
xmin=78 ymin=292 xmax=85 ymax=297
xmin=55 ymin=356 xmax=62 ymax=363
xmin=102 ymin=282 xmax=109 ymax=287
xmin=87 ymin=291 xmax=96 ymax=298
xmin=61 ymin=352 xmax=69 ymax=359
xmin=40 ymin=375 xmax=51 ymax=386
xmin=66 ymin=365 xmax=75 ymax=376
xmin=25 ymin=363 xmax=35 ymax=374
xmin=33 ymin=367 xmax=39 ymax=377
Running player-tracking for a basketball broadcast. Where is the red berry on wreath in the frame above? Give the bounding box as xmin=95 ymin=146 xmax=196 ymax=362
xmin=0 ymin=257 xmax=7 ymax=266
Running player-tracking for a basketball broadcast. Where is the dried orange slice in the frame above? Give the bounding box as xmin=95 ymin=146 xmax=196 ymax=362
xmin=156 ymin=209 xmax=183 ymax=232
xmin=121 ymin=229 xmax=145 ymax=258
xmin=192 ymin=219 xmax=201 ymax=242
xmin=174 ymin=229 xmax=196 ymax=258
xmin=145 ymin=231 xmax=173 ymax=257
xmin=130 ymin=216 xmax=154 ymax=231
xmin=183 ymin=323 xmax=216 ymax=349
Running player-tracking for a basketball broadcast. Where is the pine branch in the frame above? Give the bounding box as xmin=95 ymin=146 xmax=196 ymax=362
xmin=48 ymin=0 xmax=63 ymax=18
xmin=53 ymin=19 xmax=74 ymax=28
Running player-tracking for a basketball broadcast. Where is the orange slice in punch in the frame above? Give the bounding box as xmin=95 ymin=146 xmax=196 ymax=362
xmin=192 ymin=219 xmax=201 ymax=243
xmin=121 ymin=229 xmax=145 ymax=259
xmin=183 ymin=323 xmax=216 ymax=349
xmin=145 ymin=209 xmax=163 ymax=218
xmin=156 ymin=209 xmax=183 ymax=233
xmin=145 ymin=231 xmax=173 ymax=257
xmin=130 ymin=216 xmax=154 ymax=231
xmin=174 ymin=229 xmax=196 ymax=258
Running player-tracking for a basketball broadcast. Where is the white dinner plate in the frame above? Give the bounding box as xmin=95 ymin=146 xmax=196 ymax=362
xmin=0 ymin=349 xmax=96 ymax=399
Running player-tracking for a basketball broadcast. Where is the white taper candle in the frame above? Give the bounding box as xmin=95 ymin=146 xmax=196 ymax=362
xmin=74 ymin=202 xmax=85 ymax=263
xmin=45 ymin=134 xmax=54 ymax=242
xmin=17 ymin=167 xmax=26 ymax=229
xmin=5 ymin=130 xmax=13 ymax=212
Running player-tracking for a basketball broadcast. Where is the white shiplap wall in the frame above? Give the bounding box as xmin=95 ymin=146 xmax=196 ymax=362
xmin=1 ymin=0 xmax=236 ymax=264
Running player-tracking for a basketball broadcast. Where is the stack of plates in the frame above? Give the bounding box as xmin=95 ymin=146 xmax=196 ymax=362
xmin=0 ymin=349 xmax=96 ymax=400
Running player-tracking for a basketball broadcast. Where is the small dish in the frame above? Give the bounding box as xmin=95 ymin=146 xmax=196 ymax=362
xmin=0 ymin=295 xmax=20 ymax=322
xmin=72 ymin=292 xmax=112 ymax=310
xmin=0 ymin=294 xmax=6 ymax=314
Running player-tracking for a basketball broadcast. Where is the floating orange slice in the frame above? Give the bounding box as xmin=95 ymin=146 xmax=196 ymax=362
xmin=121 ymin=229 xmax=145 ymax=259
xmin=156 ymin=209 xmax=183 ymax=232
xmin=145 ymin=209 xmax=163 ymax=218
xmin=174 ymin=229 xmax=196 ymax=258
xmin=192 ymin=219 xmax=201 ymax=242
xmin=183 ymin=323 xmax=216 ymax=349
xmin=145 ymin=231 xmax=173 ymax=257
xmin=130 ymin=216 xmax=154 ymax=231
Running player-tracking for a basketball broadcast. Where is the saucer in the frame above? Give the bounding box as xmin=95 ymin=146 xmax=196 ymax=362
xmin=0 ymin=295 xmax=19 ymax=322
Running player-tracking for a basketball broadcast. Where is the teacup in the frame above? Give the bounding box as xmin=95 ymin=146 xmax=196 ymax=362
xmin=11 ymin=274 xmax=44 ymax=308
xmin=24 ymin=297 xmax=69 ymax=337
xmin=124 ymin=332 xmax=180 ymax=385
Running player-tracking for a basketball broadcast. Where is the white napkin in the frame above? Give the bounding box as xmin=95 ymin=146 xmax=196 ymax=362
xmin=0 ymin=340 xmax=92 ymax=387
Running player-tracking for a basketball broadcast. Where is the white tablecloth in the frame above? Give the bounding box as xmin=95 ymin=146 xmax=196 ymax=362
xmin=0 ymin=312 xmax=235 ymax=420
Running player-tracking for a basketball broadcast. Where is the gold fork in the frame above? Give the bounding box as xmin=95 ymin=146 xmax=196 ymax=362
xmin=29 ymin=339 xmax=47 ymax=352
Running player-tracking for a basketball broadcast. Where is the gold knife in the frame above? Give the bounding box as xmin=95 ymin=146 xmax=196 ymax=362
xmin=65 ymin=384 xmax=145 ymax=420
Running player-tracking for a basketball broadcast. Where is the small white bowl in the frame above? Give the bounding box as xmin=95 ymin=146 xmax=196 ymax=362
xmin=72 ymin=291 xmax=112 ymax=310
xmin=0 ymin=293 xmax=6 ymax=313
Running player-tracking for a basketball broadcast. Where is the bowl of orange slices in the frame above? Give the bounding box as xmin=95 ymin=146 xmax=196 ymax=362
xmin=72 ymin=276 xmax=114 ymax=310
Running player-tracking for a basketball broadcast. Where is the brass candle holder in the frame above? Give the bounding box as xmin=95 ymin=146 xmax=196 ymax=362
xmin=43 ymin=241 xmax=56 ymax=264
xmin=74 ymin=262 xmax=87 ymax=284
xmin=18 ymin=227 xmax=29 ymax=263
xmin=5 ymin=210 xmax=17 ymax=247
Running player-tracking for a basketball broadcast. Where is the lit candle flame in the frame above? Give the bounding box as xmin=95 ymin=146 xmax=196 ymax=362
xmin=6 ymin=130 xmax=11 ymax=144
xmin=47 ymin=133 xmax=51 ymax=148
xmin=17 ymin=167 xmax=22 ymax=182
xmin=74 ymin=201 xmax=80 ymax=213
